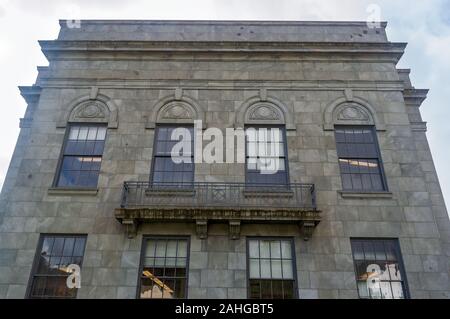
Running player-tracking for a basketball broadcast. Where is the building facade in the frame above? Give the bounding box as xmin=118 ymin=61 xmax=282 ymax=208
xmin=0 ymin=20 xmax=449 ymax=299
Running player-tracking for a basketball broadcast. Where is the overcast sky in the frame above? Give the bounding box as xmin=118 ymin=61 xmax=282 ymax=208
xmin=0 ymin=0 xmax=449 ymax=210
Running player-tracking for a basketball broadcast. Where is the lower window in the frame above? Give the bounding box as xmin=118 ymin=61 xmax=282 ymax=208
xmin=27 ymin=234 xmax=87 ymax=299
xmin=247 ymin=238 xmax=297 ymax=299
xmin=138 ymin=237 xmax=189 ymax=299
xmin=351 ymin=238 xmax=409 ymax=299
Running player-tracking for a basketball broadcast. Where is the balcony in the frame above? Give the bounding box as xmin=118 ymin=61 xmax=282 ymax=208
xmin=115 ymin=182 xmax=320 ymax=240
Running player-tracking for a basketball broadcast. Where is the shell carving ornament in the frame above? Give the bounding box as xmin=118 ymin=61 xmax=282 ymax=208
xmin=249 ymin=105 xmax=280 ymax=121
xmin=162 ymin=103 xmax=192 ymax=119
xmin=76 ymin=102 xmax=106 ymax=119
xmin=337 ymin=105 xmax=370 ymax=121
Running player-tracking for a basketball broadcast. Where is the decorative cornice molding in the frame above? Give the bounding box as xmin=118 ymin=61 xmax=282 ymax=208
xmin=403 ymin=89 xmax=429 ymax=108
xmin=36 ymin=79 xmax=406 ymax=91
xmin=39 ymin=40 xmax=406 ymax=63
xmin=19 ymin=86 xmax=42 ymax=105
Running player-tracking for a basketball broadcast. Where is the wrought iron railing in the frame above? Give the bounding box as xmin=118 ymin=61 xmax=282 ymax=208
xmin=120 ymin=182 xmax=316 ymax=211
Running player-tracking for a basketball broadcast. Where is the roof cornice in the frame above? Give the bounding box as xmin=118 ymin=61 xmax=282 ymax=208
xmin=39 ymin=40 xmax=406 ymax=63
xmin=58 ymin=19 xmax=388 ymax=27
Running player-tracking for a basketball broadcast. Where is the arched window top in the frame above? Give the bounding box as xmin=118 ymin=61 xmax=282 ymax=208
xmin=323 ymin=96 xmax=385 ymax=131
xmin=146 ymin=93 xmax=205 ymax=129
xmin=245 ymin=102 xmax=285 ymax=125
xmin=58 ymin=93 xmax=118 ymax=129
xmin=236 ymin=94 xmax=295 ymax=130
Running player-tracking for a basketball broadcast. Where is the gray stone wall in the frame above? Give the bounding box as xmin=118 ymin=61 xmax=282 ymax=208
xmin=0 ymin=20 xmax=449 ymax=299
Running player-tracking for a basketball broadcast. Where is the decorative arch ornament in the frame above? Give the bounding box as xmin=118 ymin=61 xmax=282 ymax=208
xmin=323 ymin=93 xmax=385 ymax=131
xmin=236 ymin=90 xmax=295 ymax=130
xmin=146 ymin=90 xmax=205 ymax=129
xmin=57 ymin=89 xmax=118 ymax=129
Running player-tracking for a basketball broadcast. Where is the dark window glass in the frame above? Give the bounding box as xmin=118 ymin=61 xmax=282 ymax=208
xmin=138 ymin=237 xmax=189 ymax=299
xmin=151 ymin=126 xmax=194 ymax=188
xmin=28 ymin=235 xmax=87 ymax=299
xmin=351 ymin=239 xmax=409 ymax=299
xmin=245 ymin=127 xmax=288 ymax=187
xmin=335 ymin=126 xmax=386 ymax=191
xmin=57 ymin=125 xmax=106 ymax=188
xmin=247 ymin=238 xmax=296 ymax=299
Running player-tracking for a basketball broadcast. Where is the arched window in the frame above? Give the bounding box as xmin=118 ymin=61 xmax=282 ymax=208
xmin=326 ymin=101 xmax=388 ymax=192
xmin=54 ymin=96 xmax=116 ymax=189
xmin=240 ymin=100 xmax=290 ymax=187
xmin=149 ymin=97 xmax=203 ymax=188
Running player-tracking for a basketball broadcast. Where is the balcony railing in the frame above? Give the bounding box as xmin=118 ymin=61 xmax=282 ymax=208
xmin=115 ymin=182 xmax=320 ymax=240
xmin=120 ymin=182 xmax=316 ymax=211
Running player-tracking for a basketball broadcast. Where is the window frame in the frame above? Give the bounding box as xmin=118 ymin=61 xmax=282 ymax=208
xmin=150 ymin=124 xmax=195 ymax=188
xmin=244 ymin=125 xmax=291 ymax=188
xmin=350 ymin=238 xmax=410 ymax=299
xmin=53 ymin=123 xmax=107 ymax=189
xmin=136 ymin=235 xmax=191 ymax=300
xmin=26 ymin=233 xmax=87 ymax=299
xmin=246 ymin=237 xmax=298 ymax=299
xmin=334 ymin=125 xmax=389 ymax=192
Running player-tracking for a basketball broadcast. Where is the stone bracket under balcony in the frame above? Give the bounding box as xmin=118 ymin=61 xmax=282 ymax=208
xmin=115 ymin=182 xmax=321 ymax=240
xmin=115 ymin=207 xmax=321 ymax=240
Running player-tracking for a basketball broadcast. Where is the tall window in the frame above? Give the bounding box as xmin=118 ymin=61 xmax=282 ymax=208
xmin=56 ymin=124 xmax=107 ymax=188
xmin=138 ymin=237 xmax=189 ymax=299
xmin=351 ymin=238 xmax=409 ymax=299
xmin=245 ymin=126 xmax=288 ymax=186
xmin=247 ymin=238 xmax=297 ymax=299
xmin=335 ymin=126 xmax=387 ymax=191
xmin=27 ymin=235 xmax=87 ymax=299
xmin=151 ymin=126 xmax=194 ymax=187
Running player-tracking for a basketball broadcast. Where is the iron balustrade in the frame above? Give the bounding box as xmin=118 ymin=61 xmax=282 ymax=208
xmin=120 ymin=182 xmax=317 ymax=211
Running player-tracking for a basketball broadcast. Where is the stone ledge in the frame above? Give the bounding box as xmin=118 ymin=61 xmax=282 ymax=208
xmin=115 ymin=207 xmax=321 ymax=240
xmin=47 ymin=188 xmax=99 ymax=196
xmin=338 ymin=191 xmax=393 ymax=199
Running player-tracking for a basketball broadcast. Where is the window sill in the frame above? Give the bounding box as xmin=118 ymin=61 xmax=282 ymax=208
xmin=338 ymin=191 xmax=393 ymax=199
xmin=47 ymin=188 xmax=99 ymax=196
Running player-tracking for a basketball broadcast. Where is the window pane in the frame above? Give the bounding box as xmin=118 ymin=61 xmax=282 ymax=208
xmin=152 ymin=126 xmax=194 ymax=186
xmin=335 ymin=126 xmax=386 ymax=191
xmin=249 ymin=259 xmax=260 ymax=279
xmin=351 ymin=239 xmax=408 ymax=300
xmin=282 ymin=260 xmax=294 ymax=279
xmin=357 ymin=281 xmax=370 ymax=299
xmin=166 ymin=241 xmax=178 ymax=257
xmin=281 ymin=241 xmax=292 ymax=259
xmin=271 ymin=260 xmax=282 ymax=279
xmin=69 ymin=127 xmax=80 ymax=140
xmin=58 ymin=125 xmax=106 ymax=188
xmin=391 ymin=282 xmax=404 ymax=299
xmin=62 ymin=238 xmax=75 ymax=257
xmin=247 ymin=239 xmax=296 ymax=299
xmin=249 ymin=240 xmax=259 ymax=258
xmin=140 ymin=238 xmax=188 ymax=299
xmin=97 ymin=127 xmax=107 ymax=141
xmin=380 ymin=281 xmax=393 ymax=299
xmin=270 ymin=241 xmax=281 ymax=259
xmin=260 ymin=241 xmax=270 ymax=258
xmin=245 ymin=126 xmax=288 ymax=186
xmin=87 ymin=127 xmax=98 ymax=140
xmin=29 ymin=235 xmax=86 ymax=299
xmin=260 ymin=259 xmax=271 ymax=279
xmin=78 ymin=127 xmax=88 ymax=140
